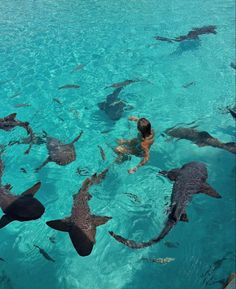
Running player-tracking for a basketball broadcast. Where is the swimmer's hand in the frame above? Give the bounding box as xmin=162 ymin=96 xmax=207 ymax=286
xmin=128 ymin=116 xmax=139 ymax=122
xmin=128 ymin=167 xmax=137 ymax=174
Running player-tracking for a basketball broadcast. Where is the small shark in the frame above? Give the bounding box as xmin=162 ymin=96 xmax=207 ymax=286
xmin=141 ymin=257 xmax=175 ymax=264
xmin=97 ymin=145 xmax=106 ymax=161
xmin=58 ymin=84 xmax=80 ymax=90
xmin=155 ymin=25 xmax=217 ymax=43
xmin=0 ymin=113 xmax=34 ymax=154
xmin=46 ymin=169 xmax=112 ymax=256
xmin=0 ymin=181 xmax=45 ymax=229
xmin=98 ymin=87 xmax=133 ymax=121
xmin=35 ymin=131 xmax=83 ymax=171
xmin=105 ymin=79 xmax=140 ymax=89
xmin=34 ymin=245 xmax=55 ymax=263
xmin=109 ymin=162 xmax=221 ymax=249
xmin=165 ymin=126 xmax=236 ymax=154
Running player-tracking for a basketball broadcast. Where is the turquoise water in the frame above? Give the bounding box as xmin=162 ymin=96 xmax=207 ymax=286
xmin=0 ymin=0 xmax=235 ymax=288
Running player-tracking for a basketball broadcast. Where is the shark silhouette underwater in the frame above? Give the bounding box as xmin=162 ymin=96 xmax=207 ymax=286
xmin=46 ymin=168 xmax=112 ymax=256
xmin=98 ymin=87 xmax=133 ymax=121
xmin=109 ymin=162 xmax=221 ymax=249
xmin=0 ymin=156 xmax=45 ymax=228
xmin=0 ymin=113 xmax=34 ymax=154
xmin=165 ymin=126 xmax=236 ymax=154
xmin=155 ymin=25 xmax=217 ymax=43
xmin=35 ymin=131 xmax=83 ymax=171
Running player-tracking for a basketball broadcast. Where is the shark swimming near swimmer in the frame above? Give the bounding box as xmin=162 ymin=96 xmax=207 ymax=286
xmin=109 ymin=162 xmax=221 ymax=249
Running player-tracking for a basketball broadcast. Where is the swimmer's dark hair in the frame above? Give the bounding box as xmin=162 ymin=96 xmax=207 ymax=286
xmin=137 ymin=118 xmax=151 ymax=138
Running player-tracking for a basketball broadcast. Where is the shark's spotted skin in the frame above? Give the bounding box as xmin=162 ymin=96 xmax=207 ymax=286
xmin=109 ymin=162 xmax=221 ymax=249
xmin=46 ymin=168 xmax=111 ymax=256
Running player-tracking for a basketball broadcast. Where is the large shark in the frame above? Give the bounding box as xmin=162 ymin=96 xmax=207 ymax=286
xmin=109 ymin=162 xmax=221 ymax=249
xmin=35 ymin=131 xmax=83 ymax=171
xmin=165 ymin=126 xmax=236 ymax=154
xmin=0 ymin=113 xmax=34 ymax=154
xmin=46 ymin=168 xmax=112 ymax=256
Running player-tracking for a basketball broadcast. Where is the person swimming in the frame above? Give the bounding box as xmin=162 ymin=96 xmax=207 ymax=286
xmin=114 ymin=116 xmax=155 ymax=174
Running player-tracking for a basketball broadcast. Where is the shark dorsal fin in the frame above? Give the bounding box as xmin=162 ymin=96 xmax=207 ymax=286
xmin=0 ymin=215 xmax=14 ymax=229
xmin=4 ymin=113 xmax=17 ymax=121
xmin=92 ymin=215 xmax=112 ymax=227
xmin=46 ymin=217 xmax=71 ymax=232
xmin=21 ymin=182 xmax=41 ymax=197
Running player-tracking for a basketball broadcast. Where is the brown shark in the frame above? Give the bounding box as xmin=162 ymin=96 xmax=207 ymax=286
xmin=58 ymin=84 xmax=80 ymax=90
xmin=109 ymin=162 xmax=221 ymax=249
xmin=155 ymin=25 xmax=217 ymax=43
xmin=0 ymin=113 xmax=34 ymax=154
xmin=46 ymin=169 xmax=111 ymax=256
xmin=0 ymin=182 xmax=45 ymax=229
xmin=35 ymin=131 xmax=83 ymax=171
xmin=105 ymin=79 xmax=140 ymax=89
xmin=165 ymin=126 xmax=236 ymax=154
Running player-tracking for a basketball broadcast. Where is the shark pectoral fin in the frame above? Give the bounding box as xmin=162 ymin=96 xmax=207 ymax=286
xmin=0 ymin=215 xmax=14 ymax=229
xmin=93 ymin=216 xmax=112 ymax=227
xmin=46 ymin=217 xmax=71 ymax=232
xmin=21 ymin=182 xmax=41 ymax=197
xmin=5 ymin=113 xmax=17 ymax=121
xmin=200 ymin=183 xmax=222 ymax=198
xmin=180 ymin=212 xmax=189 ymax=222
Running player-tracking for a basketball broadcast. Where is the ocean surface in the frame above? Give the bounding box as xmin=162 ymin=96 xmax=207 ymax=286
xmin=0 ymin=0 xmax=235 ymax=289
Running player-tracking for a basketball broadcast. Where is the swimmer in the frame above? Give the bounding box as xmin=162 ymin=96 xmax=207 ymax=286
xmin=114 ymin=116 xmax=155 ymax=174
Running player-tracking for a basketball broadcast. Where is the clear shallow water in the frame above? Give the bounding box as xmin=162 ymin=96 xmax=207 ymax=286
xmin=0 ymin=0 xmax=235 ymax=288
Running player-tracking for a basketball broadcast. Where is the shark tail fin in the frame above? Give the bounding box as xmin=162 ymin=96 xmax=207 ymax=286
xmin=93 ymin=216 xmax=112 ymax=227
xmin=200 ymin=183 xmax=222 ymax=198
xmin=109 ymin=220 xmax=174 ymax=249
xmin=46 ymin=217 xmax=71 ymax=232
xmin=0 ymin=215 xmax=14 ymax=229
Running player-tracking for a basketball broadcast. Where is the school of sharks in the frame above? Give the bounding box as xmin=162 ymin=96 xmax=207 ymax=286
xmin=0 ymin=24 xmax=235 ymax=288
